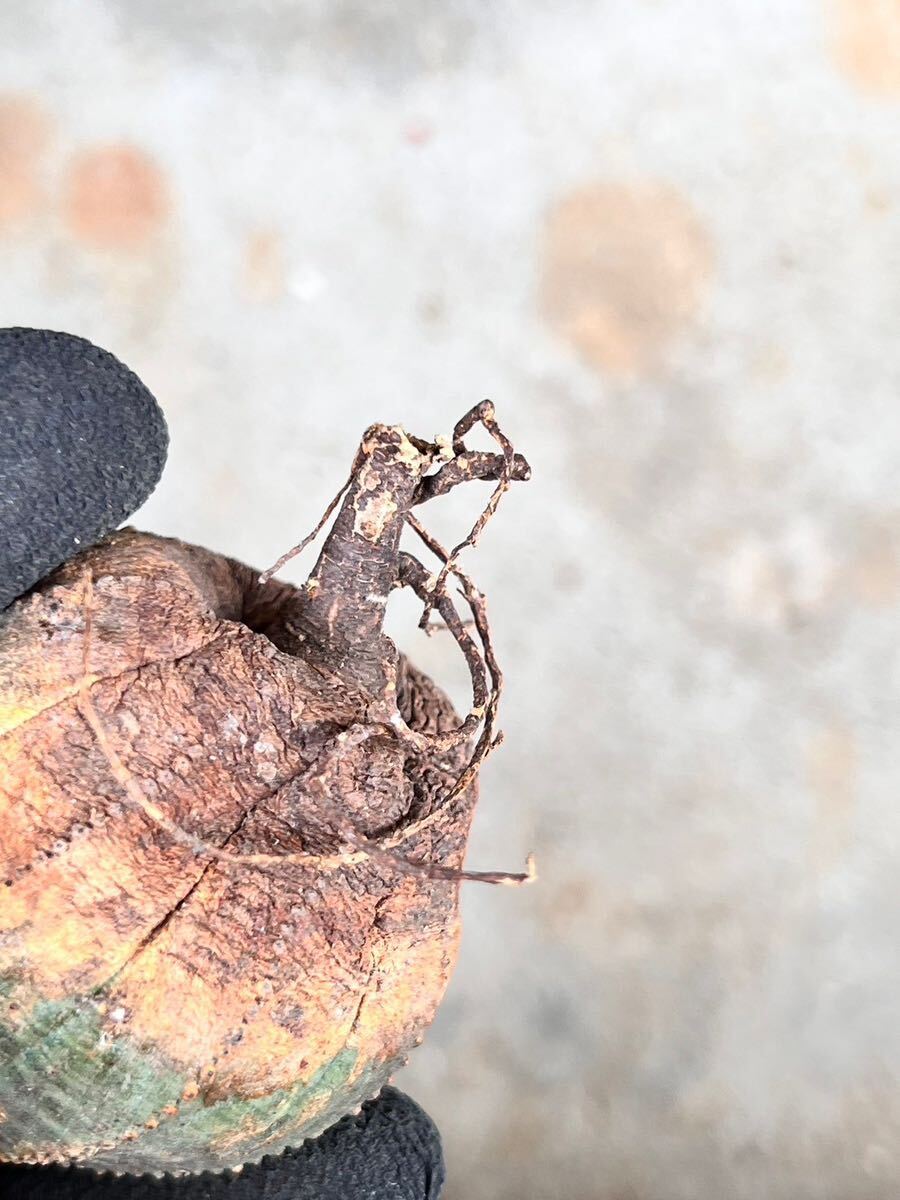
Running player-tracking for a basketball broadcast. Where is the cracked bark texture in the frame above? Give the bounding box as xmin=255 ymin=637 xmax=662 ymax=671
xmin=0 ymin=527 xmax=477 ymax=1174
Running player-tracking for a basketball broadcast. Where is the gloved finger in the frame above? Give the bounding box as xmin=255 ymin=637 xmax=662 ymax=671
xmin=0 ymin=1086 xmax=444 ymax=1200
xmin=0 ymin=328 xmax=168 ymax=610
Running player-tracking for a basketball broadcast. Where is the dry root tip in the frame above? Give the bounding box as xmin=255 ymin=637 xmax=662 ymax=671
xmin=453 ymin=852 xmax=537 ymax=888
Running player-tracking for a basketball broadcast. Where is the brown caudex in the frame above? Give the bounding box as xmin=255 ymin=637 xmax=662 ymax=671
xmin=0 ymin=404 xmax=532 ymax=1175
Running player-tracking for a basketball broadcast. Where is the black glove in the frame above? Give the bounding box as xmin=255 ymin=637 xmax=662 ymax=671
xmin=0 ymin=328 xmax=445 ymax=1200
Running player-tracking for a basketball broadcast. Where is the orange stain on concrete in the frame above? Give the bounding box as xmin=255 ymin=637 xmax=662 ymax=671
xmin=540 ymin=181 xmax=713 ymax=377
xmin=806 ymin=723 xmax=857 ymax=876
xmin=64 ymin=144 xmax=169 ymax=250
xmin=242 ymin=229 xmax=285 ymax=303
xmin=748 ymin=343 xmax=791 ymax=384
xmin=540 ymin=877 xmax=592 ymax=938
xmin=830 ymin=0 xmax=900 ymax=96
xmin=849 ymin=523 xmax=900 ymax=604
xmin=0 ymin=95 xmax=50 ymax=230
xmin=346 ymin=930 xmax=458 ymax=1065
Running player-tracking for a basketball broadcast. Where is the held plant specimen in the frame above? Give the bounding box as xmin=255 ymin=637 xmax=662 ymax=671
xmin=0 ymin=404 xmax=532 ymax=1175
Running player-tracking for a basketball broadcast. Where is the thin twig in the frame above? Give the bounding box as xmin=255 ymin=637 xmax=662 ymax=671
xmin=386 ymin=552 xmax=490 ymax=755
xmin=422 ymin=616 xmax=477 ymax=637
xmin=392 ymin=514 xmax=511 ymax=847
xmin=258 ymin=468 xmax=356 ymax=584
xmin=418 ymin=401 xmax=518 ymax=631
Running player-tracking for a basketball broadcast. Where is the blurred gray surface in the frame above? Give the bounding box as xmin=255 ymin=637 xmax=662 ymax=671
xmin=3 ymin=1 xmax=900 ymax=1195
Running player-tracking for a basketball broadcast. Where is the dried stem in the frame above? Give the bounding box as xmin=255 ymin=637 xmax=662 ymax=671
xmin=77 ymin=572 xmax=532 ymax=886
xmin=253 ymin=403 xmax=532 ymax=876
xmin=269 ymin=425 xmax=436 ymax=695
xmin=75 ymin=406 xmax=534 ymax=891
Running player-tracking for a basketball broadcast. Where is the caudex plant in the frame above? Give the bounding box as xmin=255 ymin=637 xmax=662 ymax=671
xmin=0 ymin=401 xmax=532 ymax=1175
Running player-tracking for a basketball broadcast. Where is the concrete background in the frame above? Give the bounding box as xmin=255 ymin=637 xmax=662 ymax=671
xmin=2 ymin=2 xmax=900 ymax=1195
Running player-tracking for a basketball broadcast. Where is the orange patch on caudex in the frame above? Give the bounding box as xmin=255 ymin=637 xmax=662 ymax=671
xmin=64 ymin=144 xmax=169 ymax=250
xmin=0 ymin=770 xmax=207 ymax=997
xmin=0 ymin=95 xmax=50 ymax=230
xmin=829 ymin=0 xmax=900 ymax=96
xmin=540 ymin=181 xmax=713 ymax=378
xmin=106 ymin=864 xmax=459 ymax=1100
xmin=346 ymin=927 xmax=459 ymax=1065
xmin=242 ymin=230 xmax=285 ymax=303
xmin=111 ymin=944 xmax=319 ymax=1097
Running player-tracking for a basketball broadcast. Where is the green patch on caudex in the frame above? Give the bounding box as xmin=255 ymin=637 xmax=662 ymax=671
xmin=0 ymin=995 xmax=185 ymax=1158
xmin=0 ymin=990 xmax=388 ymax=1174
xmin=126 ymin=1048 xmax=366 ymax=1174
